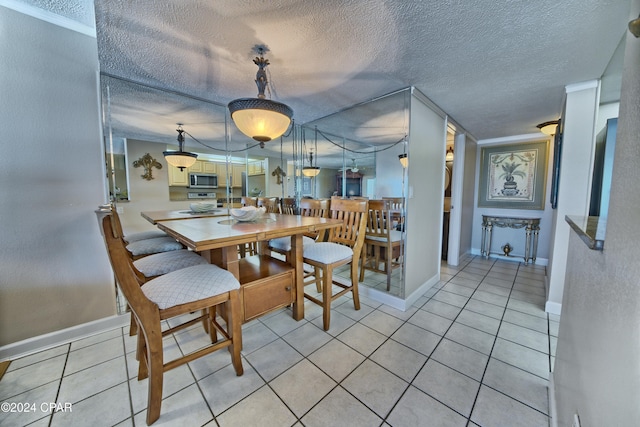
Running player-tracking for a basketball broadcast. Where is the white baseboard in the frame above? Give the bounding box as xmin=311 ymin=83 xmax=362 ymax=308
xmin=549 ymin=374 xmax=558 ymax=427
xmin=359 ymin=273 xmax=440 ymax=311
xmin=0 ymin=314 xmax=129 ymax=362
xmin=545 ymin=301 xmax=562 ymax=316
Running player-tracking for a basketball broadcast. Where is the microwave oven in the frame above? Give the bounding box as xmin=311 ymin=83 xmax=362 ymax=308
xmin=188 ymin=173 xmax=218 ymax=189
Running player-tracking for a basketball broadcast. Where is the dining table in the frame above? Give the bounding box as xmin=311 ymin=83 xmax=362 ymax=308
xmin=143 ymin=211 xmax=343 ymax=323
xmin=141 ymin=208 xmax=227 ymax=225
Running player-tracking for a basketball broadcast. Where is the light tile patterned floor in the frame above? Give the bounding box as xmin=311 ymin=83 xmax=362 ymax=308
xmin=0 ymin=255 xmax=557 ymax=426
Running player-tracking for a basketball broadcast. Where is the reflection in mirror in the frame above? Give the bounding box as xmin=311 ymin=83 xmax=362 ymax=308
xmin=301 ymin=88 xmax=411 ymax=297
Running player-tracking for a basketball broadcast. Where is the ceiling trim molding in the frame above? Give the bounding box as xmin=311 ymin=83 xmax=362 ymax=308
xmin=565 ymin=79 xmax=599 ymax=93
xmin=0 ymin=0 xmax=96 ymax=38
xmin=477 ymin=133 xmax=548 ymax=146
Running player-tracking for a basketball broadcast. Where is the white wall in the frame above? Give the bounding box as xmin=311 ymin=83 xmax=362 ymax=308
xmin=458 ymin=136 xmax=478 ymax=260
xmin=0 ymin=5 xmax=115 ymax=346
xmin=552 ymin=3 xmax=640 ymax=423
xmin=375 ymin=143 xmax=406 ymax=198
xmin=546 ymin=81 xmax=600 ymax=315
xmin=403 ymin=90 xmax=446 ymax=298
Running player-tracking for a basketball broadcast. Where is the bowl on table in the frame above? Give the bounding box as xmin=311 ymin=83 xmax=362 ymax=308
xmin=230 ymin=206 xmax=265 ymax=222
xmin=190 ymin=202 xmax=215 ymax=213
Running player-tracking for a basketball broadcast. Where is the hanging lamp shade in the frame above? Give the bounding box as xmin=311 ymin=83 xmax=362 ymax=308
xmin=228 ymin=47 xmax=293 ymax=144
xmin=163 ymin=126 xmax=197 ymax=171
xmin=302 ymin=166 xmax=321 ymax=177
xmin=228 ymin=98 xmax=293 ymax=142
xmin=536 ymin=120 xmax=559 ymax=136
xmin=445 ymin=146 xmax=454 ymax=162
xmin=398 ymin=153 xmax=408 ymax=168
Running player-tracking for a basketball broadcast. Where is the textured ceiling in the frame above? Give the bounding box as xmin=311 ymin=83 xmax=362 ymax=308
xmin=41 ymin=0 xmax=633 ymax=164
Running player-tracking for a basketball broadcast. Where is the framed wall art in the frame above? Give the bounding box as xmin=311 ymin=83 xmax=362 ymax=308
xmin=478 ymin=141 xmax=548 ymax=210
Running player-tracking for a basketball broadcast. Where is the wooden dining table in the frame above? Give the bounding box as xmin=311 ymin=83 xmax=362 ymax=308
xmin=146 ymin=212 xmax=342 ymax=322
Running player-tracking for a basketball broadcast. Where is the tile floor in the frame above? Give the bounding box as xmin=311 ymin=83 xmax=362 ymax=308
xmin=0 ymin=255 xmax=558 ymax=426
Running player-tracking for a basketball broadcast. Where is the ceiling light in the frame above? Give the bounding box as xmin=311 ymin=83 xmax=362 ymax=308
xmin=629 ymin=14 xmax=640 ymax=37
xmin=163 ymin=125 xmax=197 ymax=170
xmin=445 ymin=147 xmax=454 ymax=162
xmin=537 ymin=120 xmax=559 ymax=136
xmin=302 ymin=129 xmax=321 ymax=177
xmin=228 ymin=47 xmax=293 ymax=147
xmin=398 ymin=153 xmax=408 ymax=168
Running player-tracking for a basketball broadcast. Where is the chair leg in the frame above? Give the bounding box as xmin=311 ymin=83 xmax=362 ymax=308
xmin=314 ymin=266 xmax=322 ymax=293
xmin=359 ymin=244 xmax=367 ymax=282
xmin=386 ymin=245 xmax=393 ymax=291
xmin=129 ymin=306 xmax=138 ymax=336
xmin=145 ymin=332 xmax=165 ymax=425
xmin=350 ymin=261 xmax=361 ymax=311
xmin=207 ymin=307 xmax=218 ymax=343
xmin=322 ymin=265 xmax=332 ymax=331
xmin=227 ymin=290 xmax=243 ymax=376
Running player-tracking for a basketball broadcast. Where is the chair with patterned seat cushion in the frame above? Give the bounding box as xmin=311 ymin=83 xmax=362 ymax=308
xmin=98 ymin=211 xmax=243 ymax=426
xmin=122 ymin=229 xmax=168 ymax=243
xmin=359 ymin=199 xmax=404 ymax=291
xmin=302 ymin=198 xmax=368 ymax=330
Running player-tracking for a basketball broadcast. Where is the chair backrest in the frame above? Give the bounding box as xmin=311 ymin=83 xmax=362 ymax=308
xmin=299 ymin=198 xmax=330 ymax=218
xmin=382 ymin=197 xmax=405 ymax=211
xmin=327 ymin=199 xmax=369 ymax=256
xmin=98 ymin=212 xmax=158 ymax=322
xmin=241 ymin=196 xmax=258 ymax=207
xmin=365 ymin=199 xmax=392 ymax=239
xmin=257 ymin=197 xmax=280 ymax=213
xmin=281 ymin=197 xmax=298 ymax=215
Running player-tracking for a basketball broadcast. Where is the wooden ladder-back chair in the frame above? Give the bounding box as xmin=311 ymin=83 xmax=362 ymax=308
xmin=98 ymin=212 xmax=243 ymax=425
xmin=302 ymin=198 xmax=368 ymax=330
xmin=359 ymin=199 xmax=405 ymax=291
xmin=382 ymin=196 xmax=406 ymax=230
xmin=299 ymin=198 xmax=330 ymax=241
xmin=108 ymin=204 xmax=183 ymax=260
xmin=240 ymin=196 xmax=257 ymax=207
xmin=257 ymin=197 xmax=281 ymax=213
xmin=281 ymin=197 xmax=298 ymax=215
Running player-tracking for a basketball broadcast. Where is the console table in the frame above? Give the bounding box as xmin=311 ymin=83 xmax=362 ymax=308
xmin=480 ymin=215 xmax=541 ymax=264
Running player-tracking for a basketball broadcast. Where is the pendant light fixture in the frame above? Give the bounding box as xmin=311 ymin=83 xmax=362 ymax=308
xmin=445 ymin=146 xmax=454 ymax=162
xmin=303 ymin=127 xmax=321 ymax=177
xmin=398 ymin=153 xmax=408 ymax=168
xmin=163 ymin=125 xmax=197 ymax=170
xmin=228 ymin=46 xmax=293 ymax=147
xmin=537 ymin=120 xmax=559 ymax=136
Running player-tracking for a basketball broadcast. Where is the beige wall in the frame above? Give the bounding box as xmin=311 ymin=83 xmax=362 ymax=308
xmin=0 ymin=6 xmax=115 ymax=346
xmin=552 ymin=2 xmax=640 ymax=424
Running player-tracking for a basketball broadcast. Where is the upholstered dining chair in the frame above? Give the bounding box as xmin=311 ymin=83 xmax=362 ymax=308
xmin=359 ymin=199 xmax=404 ymax=290
xmin=302 ymin=198 xmax=368 ymax=330
xmin=108 ymin=204 xmax=183 ymax=260
xmin=257 ymin=196 xmax=281 ymax=213
xmin=240 ymin=196 xmax=257 ymax=207
xmin=281 ymin=197 xmax=298 ymax=215
xmin=98 ymin=212 xmax=243 ymax=425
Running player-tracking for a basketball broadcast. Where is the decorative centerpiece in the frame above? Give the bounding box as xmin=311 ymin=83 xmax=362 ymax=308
xmin=190 ymin=202 xmax=215 ymax=213
xmin=230 ymin=206 xmax=265 ymax=222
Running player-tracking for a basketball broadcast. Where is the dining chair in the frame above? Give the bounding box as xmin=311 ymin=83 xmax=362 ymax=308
xmin=98 ymin=212 xmax=243 ymax=425
xmin=382 ymin=196 xmax=405 ymax=230
xmin=359 ymin=199 xmax=404 ymax=290
xmin=299 ymin=198 xmax=330 ymax=241
xmin=302 ymin=198 xmax=368 ymax=330
xmin=108 ymin=204 xmax=183 ymax=260
xmin=281 ymin=197 xmax=298 ymax=215
xmin=240 ymin=196 xmax=257 ymax=207
xmin=257 ymin=197 xmax=281 ymax=213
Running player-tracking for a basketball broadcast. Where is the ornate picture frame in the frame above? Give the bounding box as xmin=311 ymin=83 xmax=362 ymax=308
xmin=478 ymin=141 xmax=548 ymax=210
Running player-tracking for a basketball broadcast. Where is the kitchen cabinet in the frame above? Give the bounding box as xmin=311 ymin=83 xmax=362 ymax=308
xmin=188 ymin=160 xmax=216 ymax=174
xmin=231 ymin=164 xmax=245 ymax=187
xmin=168 ymin=165 xmax=188 ymax=186
xmin=214 ymin=162 xmax=227 ymax=187
xmin=248 ymin=160 xmax=265 ymax=176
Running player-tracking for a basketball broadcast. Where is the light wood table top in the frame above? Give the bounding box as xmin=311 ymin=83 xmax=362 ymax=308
xmin=141 ymin=209 xmax=227 ymax=224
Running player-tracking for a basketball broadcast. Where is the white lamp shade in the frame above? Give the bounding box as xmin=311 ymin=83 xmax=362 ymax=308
xmin=229 ymin=98 xmax=293 ymax=142
xmin=163 ymin=151 xmax=197 ymax=170
xmin=302 ymin=167 xmax=321 ymax=177
xmin=398 ymin=153 xmax=408 ymax=168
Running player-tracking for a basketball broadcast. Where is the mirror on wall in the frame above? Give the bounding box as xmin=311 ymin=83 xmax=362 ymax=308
xmin=101 ymin=76 xmax=411 ymax=301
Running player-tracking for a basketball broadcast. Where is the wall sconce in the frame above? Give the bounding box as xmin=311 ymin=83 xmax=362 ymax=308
xmin=629 ymin=14 xmax=640 ymax=37
xmin=398 ymin=153 xmax=408 ymax=168
xmin=228 ymin=46 xmax=293 ymax=147
xmin=163 ymin=125 xmax=197 ymax=170
xmin=445 ymin=146 xmax=454 ymax=162
xmin=537 ymin=120 xmax=559 ymax=136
